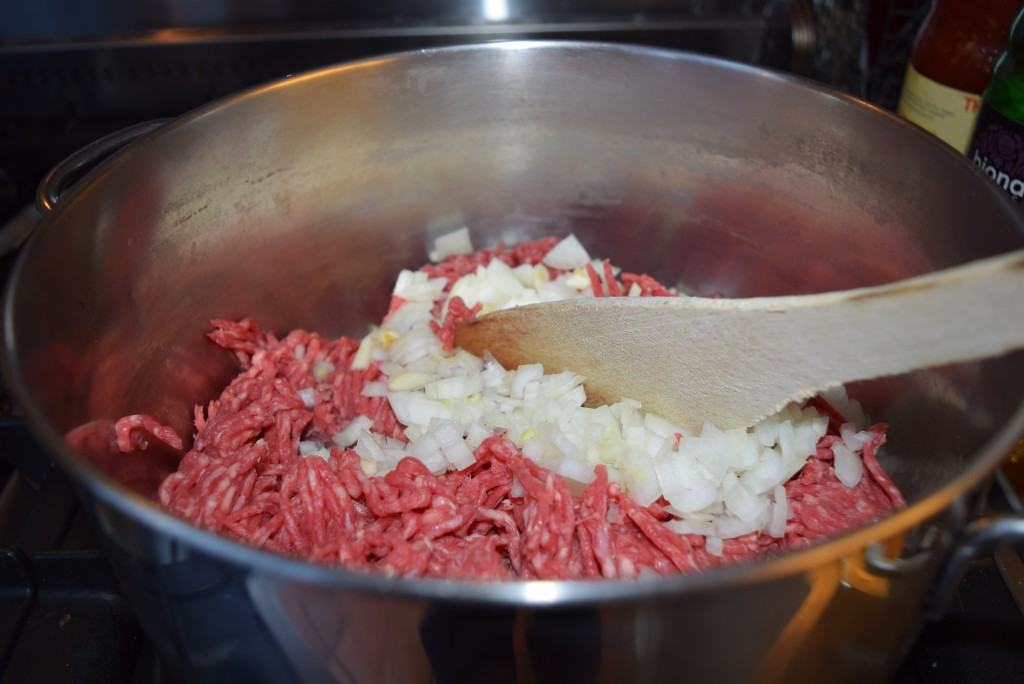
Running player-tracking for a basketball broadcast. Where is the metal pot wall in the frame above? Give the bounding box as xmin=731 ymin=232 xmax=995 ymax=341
xmin=5 ymin=42 xmax=1024 ymax=683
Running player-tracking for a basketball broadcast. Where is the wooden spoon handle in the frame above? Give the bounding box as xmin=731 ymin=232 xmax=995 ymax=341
xmin=456 ymin=250 xmax=1024 ymax=431
xmin=707 ymin=248 xmax=1024 ymax=420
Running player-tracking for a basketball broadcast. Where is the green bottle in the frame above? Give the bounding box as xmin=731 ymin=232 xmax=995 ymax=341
xmin=968 ymin=5 xmax=1024 ymax=202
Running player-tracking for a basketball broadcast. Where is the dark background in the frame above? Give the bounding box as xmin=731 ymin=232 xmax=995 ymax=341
xmin=0 ymin=0 xmax=930 ymax=226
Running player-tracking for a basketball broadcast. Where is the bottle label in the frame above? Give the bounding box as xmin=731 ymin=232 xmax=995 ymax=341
xmin=897 ymin=64 xmax=981 ymax=153
xmin=968 ymin=103 xmax=1024 ymax=202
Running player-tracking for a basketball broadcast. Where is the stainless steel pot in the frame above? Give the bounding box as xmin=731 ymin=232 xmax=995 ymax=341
xmin=5 ymin=42 xmax=1024 ymax=684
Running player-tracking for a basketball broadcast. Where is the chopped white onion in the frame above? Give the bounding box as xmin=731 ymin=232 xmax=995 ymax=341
xmin=426 ymin=419 xmax=476 ymax=470
xmin=379 ymin=435 xmax=406 ymax=450
xmin=643 ymin=413 xmax=684 ymax=439
xmin=393 ymin=269 xmax=449 ymax=303
xmin=510 ymin=263 xmax=533 ymax=287
xmin=821 ymin=386 xmax=867 ymax=429
xmin=556 ymin=457 xmax=596 ymax=485
xmin=665 ymin=518 xmax=715 ymax=537
xmin=715 ymin=515 xmax=762 ymax=539
xmin=465 ymin=422 xmax=491 ymax=449
xmin=297 ymin=388 xmax=316 ymax=408
xmin=767 ymin=486 xmax=788 ymax=538
xmin=402 ymin=355 xmax=439 ymax=375
xmin=388 ymin=372 xmax=434 ymax=392
xmin=298 ymin=440 xmax=324 ymax=456
xmin=428 ymin=227 xmax=473 ymax=262
xmin=384 ymin=301 xmax=433 ymax=333
xmin=389 ymin=326 xmax=441 ymax=366
xmin=409 ymin=434 xmax=448 ymax=474
xmin=622 ymin=453 xmax=661 ymax=507
xmin=361 ymin=381 xmax=388 ymax=397
xmin=351 ymin=334 xmax=375 ymax=370
xmin=654 ymin=451 xmax=716 ymax=513
xmin=722 ymin=474 xmax=765 ymax=523
xmin=332 ymin=416 xmax=374 ymax=448
xmin=444 ymin=439 xmax=476 ymax=470
xmin=840 ymin=422 xmax=872 ymax=453
xmin=448 ymin=259 xmax=525 ymax=313
xmin=313 ymin=361 xmax=335 ymax=382
xmin=387 ymin=392 xmax=452 ymax=428
xmin=381 ymin=448 xmax=407 ymax=466
xmin=354 ymin=431 xmax=385 ymax=463
xmin=542 ymin=234 xmax=591 ymax=269
xmin=739 ymin=450 xmax=785 ymax=495
xmin=832 ymin=442 xmax=864 ymax=488
xmin=425 ymin=375 xmax=483 ymax=400
xmin=511 ymin=364 xmax=544 ymax=399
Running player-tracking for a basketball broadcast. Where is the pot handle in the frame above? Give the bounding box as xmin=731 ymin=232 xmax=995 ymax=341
xmin=927 ymin=513 xmax=1024 ymax=619
xmin=36 ymin=119 xmax=167 ymax=214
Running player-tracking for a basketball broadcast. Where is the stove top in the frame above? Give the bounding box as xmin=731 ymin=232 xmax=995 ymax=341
xmin=0 ymin=424 xmax=155 ymax=682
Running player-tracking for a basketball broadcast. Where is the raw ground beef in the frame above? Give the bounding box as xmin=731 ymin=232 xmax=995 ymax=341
xmin=109 ymin=238 xmax=905 ymax=580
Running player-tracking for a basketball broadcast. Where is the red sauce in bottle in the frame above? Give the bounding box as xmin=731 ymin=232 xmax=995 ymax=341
xmin=898 ymin=0 xmax=1020 ymax=152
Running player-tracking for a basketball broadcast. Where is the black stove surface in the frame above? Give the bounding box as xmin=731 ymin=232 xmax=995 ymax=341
xmin=0 ymin=427 xmax=155 ymax=683
xmin=0 ymin=418 xmax=1022 ymax=683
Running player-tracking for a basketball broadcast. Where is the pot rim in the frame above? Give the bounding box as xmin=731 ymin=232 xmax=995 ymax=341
xmin=5 ymin=40 xmax=1024 ymax=606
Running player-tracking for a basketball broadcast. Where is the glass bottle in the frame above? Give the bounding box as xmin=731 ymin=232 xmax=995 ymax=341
xmin=897 ymin=0 xmax=1020 ymax=153
xmin=967 ymin=5 xmax=1024 ymax=201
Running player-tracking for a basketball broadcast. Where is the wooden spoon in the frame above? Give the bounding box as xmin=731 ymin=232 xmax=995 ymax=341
xmin=455 ymin=250 xmax=1024 ymax=432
